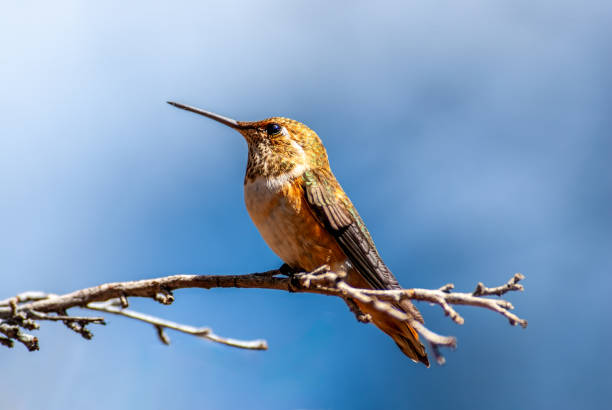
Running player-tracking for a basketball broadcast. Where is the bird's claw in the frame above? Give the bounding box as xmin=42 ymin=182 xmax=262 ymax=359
xmin=278 ymin=263 xmax=296 ymax=276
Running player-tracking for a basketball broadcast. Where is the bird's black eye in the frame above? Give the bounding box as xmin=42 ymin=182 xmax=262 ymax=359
xmin=265 ymin=123 xmax=282 ymax=135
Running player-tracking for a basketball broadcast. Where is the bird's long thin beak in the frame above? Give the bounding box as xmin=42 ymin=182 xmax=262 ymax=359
xmin=167 ymin=101 xmax=241 ymax=129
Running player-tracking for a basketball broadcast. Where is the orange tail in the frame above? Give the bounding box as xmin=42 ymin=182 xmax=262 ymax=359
xmin=357 ymin=299 xmax=429 ymax=366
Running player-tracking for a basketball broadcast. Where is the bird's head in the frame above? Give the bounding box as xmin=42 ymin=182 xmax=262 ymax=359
xmin=168 ymin=102 xmax=330 ymax=181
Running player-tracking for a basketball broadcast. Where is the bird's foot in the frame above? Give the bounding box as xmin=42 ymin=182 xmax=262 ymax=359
xmin=283 ymin=264 xmax=332 ymax=292
xmin=278 ymin=264 xmax=301 ymax=292
xmin=309 ymin=264 xmax=331 ymax=276
xmin=278 ymin=263 xmax=297 ymax=276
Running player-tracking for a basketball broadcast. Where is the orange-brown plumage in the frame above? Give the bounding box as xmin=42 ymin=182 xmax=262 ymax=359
xmin=169 ymin=102 xmax=429 ymax=366
xmin=244 ymin=175 xmax=347 ymax=273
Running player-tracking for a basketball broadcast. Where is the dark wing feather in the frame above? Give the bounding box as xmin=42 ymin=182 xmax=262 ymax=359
xmin=303 ymin=169 xmax=428 ymax=364
xmin=302 ymin=169 xmax=399 ymax=290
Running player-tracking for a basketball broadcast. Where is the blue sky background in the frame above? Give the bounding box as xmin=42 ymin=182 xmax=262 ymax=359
xmin=1 ymin=1 xmax=611 ymax=409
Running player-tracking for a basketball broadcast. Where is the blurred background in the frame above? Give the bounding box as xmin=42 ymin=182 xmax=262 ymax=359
xmin=1 ymin=1 xmax=610 ymax=409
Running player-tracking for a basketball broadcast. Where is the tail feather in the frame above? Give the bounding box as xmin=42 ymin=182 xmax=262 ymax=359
xmin=391 ymin=326 xmax=429 ymax=367
xmin=356 ymin=299 xmax=429 ymax=366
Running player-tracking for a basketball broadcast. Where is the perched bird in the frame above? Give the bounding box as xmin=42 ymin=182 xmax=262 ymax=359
xmin=168 ymin=101 xmax=429 ymax=366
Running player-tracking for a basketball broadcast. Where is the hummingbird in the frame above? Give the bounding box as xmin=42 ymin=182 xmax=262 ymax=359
xmin=168 ymin=101 xmax=429 ymax=366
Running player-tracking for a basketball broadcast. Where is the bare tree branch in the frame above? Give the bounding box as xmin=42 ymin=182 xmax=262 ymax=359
xmin=473 ymin=273 xmax=525 ymax=296
xmin=0 ymin=291 xmax=53 ymax=307
xmin=356 ymin=273 xmax=528 ymax=328
xmin=88 ymin=300 xmax=268 ymax=350
xmin=0 ymin=322 xmax=39 ymax=351
xmin=0 ymin=268 xmax=526 ymax=364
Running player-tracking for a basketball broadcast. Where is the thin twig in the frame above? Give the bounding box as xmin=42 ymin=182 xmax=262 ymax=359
xmin=0 ymin=291 xmax=54 ymax=307
xmin=0 ymin=323 xmax=39 ymax=351
xmin=88 ymin=301 xmax=268 ymax=350
xmin=356 ymin=279 xmax=528 ymax=328
xmin=473 ymin=273 xmax=525 ymax=296
xmin=27 ymin=310 xmax=105 ymax=324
